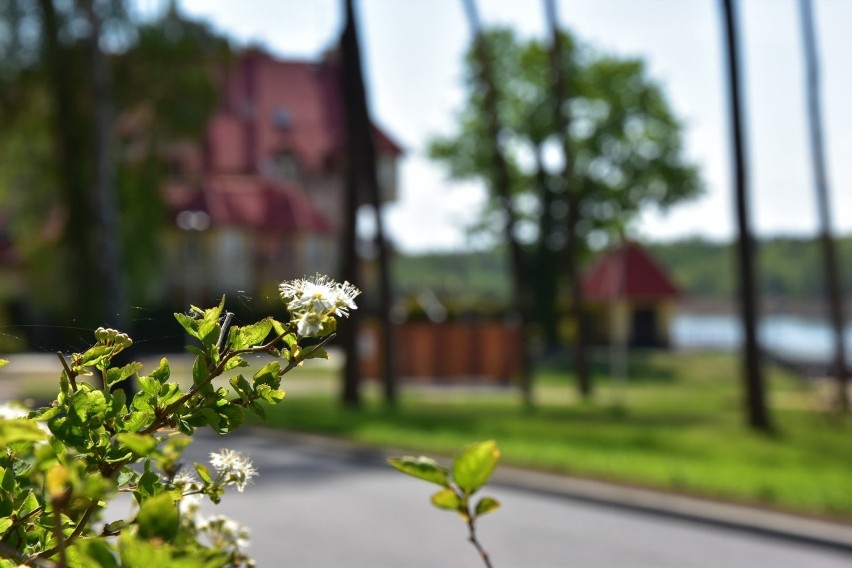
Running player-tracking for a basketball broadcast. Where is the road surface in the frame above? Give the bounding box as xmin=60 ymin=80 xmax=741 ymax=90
xmin=174 ymin=430 xmax=852 ymax=568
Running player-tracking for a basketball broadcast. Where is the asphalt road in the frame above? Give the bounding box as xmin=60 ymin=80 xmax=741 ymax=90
xmin=175 ymin=430 xmax=852 ymax=568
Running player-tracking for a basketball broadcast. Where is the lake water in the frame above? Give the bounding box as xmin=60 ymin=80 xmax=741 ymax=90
xmin=672 ymin=313 xmax=852 ymax=360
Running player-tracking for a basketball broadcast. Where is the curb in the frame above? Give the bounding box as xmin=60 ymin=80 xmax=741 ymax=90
xmin=244 ymin=427 xmax=852 ymax=554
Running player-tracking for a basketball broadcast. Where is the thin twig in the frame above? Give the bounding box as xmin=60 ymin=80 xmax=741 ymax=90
xmin=55 ymin=352 xmax=77 ymax=391
xmin=467 ymin=516 xmax=493 ymax=568
xmin=31 ymin=501 xmax=97 ymax=563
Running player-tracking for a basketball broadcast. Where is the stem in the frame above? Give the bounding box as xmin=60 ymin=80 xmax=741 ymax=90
xmin=56 ymin=352 xmax=77 ymax=391
xmin=51 ymin=503 xmax=67 ymax=568
xmin=30 ymin=502 xmax=97 ymax=563
xmin=466 ymin=516 xmax=493 ymax=568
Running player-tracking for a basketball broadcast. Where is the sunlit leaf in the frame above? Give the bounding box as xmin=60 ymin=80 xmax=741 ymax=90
xmin=387 ymin=456 xmax=450 ymax=487
xmin=474 ymin=496 xmax=501 ymax=517
xmin=453 ymin=440 xmax=500 ymax=496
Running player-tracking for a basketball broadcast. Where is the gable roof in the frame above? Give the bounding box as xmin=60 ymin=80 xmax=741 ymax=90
xmin=206 ymin=49 xmax=403 ymax=175
xmin=164 ymin=177 xmax=334 ymax=235
xmin=582 ymin=242 xmax=679 ymax=301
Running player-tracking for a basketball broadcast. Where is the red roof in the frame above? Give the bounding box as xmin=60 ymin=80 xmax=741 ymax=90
xmin=582 ymin=242 xmax=678 ymax=301
xmin=165 ymin=177 xmax=334 ymax=235
xmin=207 ymin=50 xmax=403 ymax=175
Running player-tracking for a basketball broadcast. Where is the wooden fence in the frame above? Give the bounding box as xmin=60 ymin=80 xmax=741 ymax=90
xmin=359 ymin=322 xmax=521 ymax=384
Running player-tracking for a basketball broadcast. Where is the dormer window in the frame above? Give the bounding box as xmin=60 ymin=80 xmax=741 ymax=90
xmin=273 ymin=151 xmax=299 ymax=181
xmin=272 ymin=106 xmax=293 ymax=131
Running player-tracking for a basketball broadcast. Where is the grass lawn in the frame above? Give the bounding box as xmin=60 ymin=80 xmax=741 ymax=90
xmin=258 ymin=350 xmax=852 ymax=521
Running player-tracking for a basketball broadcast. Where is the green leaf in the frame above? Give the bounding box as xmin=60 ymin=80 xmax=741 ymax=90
xmin=231 ymin=318 xmax=273 ymax=350
xmin=474 ymin=496 xmax=501 ymax=517
xmin=224 ymin=356 xmax=246 ymax=371
xmin=431 ymin=488 xmax=465 ymax=513
xmin=124 ymin=408 xmax=154 ymax=432
xmin=137 ymin=376 xmax=160 ymax=397
xmin=117 ymin=467 xmax=137 ymax=487
xmin=247 ymin=401 xmax=267 ymax=421
xmin=192 ymin=355 xmax=209 ymax=387
xmin=136 ymin=468 xmax=162 ymax=499
xmin=452 ymin=440 xmax=500 ymax=496
xmin=198 ymin=319 xmax=220 ymax=349
xmin=76 ymin=345 xmax=115 ymax=370
xmin=174 ymin=312 xmax=200 ymax=338
xmin=69 ymin=530 xmax=120 ymax=566
xmin=0 ymin=517 xmax=12 ymax=537
xmin=195 ymin=463 xmax=212 ymax=484
xmin=107 ymin=362 xmax=143 ymax=387
xmin=387 ymin=456 xmax=450 ymax=487
xmin=253 ymin=361 xmax=281 ymax=389
xmin=117 ymin=433 xmax=157 ymax=457
xmin=229 ymin=374 xmax=252 ymax=399
xmin=135 ymin=492 xmax=179 ymax=541
xmin=149 ymin=358 xmax=170 ymax=383
xmin=303 ymin=346 xmax=329 ymax=360
xmin=255 ymin=384 xmax=285 ymax=404
xmin=0 ymin=418 xmax=48 ymax=446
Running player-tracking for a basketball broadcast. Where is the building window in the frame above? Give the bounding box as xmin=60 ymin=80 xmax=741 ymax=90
xmin=273 ymin=151 xmax=300 ymax=182
xmin=272 ymin=106 xmax=293 ymax=131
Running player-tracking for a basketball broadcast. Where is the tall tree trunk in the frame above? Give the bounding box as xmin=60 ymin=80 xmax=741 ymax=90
xmin=532 ymin=141 xmax=560 ymax=352
xmin=799 ymin=0 xmax=848 ymax=412
xmin=83 ymin=0 xmax=126 ymax=329
xmin=721 ymin=0 xmax=771 ymax=431
xmin=339 ymin=0 xmax=398 ymax=406
xmin=544 ymin=0 xmax=591 ymax=399
xmin=462 ymin=0 xmax=533 ymax=406
xmin=38 ymin=0 xmax=100 ymax=325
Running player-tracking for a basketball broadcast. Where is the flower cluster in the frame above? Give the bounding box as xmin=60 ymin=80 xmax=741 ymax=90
xmin=279 ymin=274 xmax=360 ymax=336
xmin=180 ymin=495 xmax=251 ymax=556
xmin=210 ymin=448 xmax=258 ymax=493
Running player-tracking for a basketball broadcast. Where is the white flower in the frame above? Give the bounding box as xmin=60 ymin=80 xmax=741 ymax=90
xmin=209 ymin=448 xmax=257 ymax=492
xmin=198 ymin=514 xmax=251 ymax=551
xmin=296 ymin=311 xmax=323 ymax=337
xmin=332 ymin=280 xmax=360 ymax=317
xmin=279 ymin=274 xmax=360 ymax=318
xmin=172 ymin=471 xmax=201 ymax=492
xmin=0 ymin=402 xmax=29 ymax=420
xmin=180 ymin=493 xmax=204 ymax=519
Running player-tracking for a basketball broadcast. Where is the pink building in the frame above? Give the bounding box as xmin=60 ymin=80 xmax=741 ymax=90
xmin=162 ymin=48 xmax=403 ymax=304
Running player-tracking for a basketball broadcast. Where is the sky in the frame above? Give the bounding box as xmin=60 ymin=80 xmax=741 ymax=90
xmin=136 ymin=0 xmax=852 ymax=253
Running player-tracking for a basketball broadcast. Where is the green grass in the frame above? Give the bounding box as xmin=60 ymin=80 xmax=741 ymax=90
xmin=260 ymin=350 xmax=852 ymax=520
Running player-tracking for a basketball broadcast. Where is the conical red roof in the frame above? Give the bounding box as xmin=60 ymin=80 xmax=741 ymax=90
xmin=581 ymin=242 xmax=679 ymax=301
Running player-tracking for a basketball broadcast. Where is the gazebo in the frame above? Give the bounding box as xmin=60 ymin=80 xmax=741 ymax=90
xmin=581 ymin=242 xmax=679 ymax=348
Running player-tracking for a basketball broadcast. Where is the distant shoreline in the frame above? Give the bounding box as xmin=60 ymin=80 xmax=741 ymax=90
xmin=677 ymin=296 xmax=851 ymax=319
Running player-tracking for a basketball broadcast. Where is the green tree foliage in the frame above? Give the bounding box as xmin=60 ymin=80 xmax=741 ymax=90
xmin=429 ymin=28 xmax=701 ymax=347
xmin=0 ymin=1 xmax=230 ymax=328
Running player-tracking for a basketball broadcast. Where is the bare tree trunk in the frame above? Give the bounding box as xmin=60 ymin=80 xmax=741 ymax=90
xmin=462 ymin=0 xmax=533 ymax=406
xmin=544 ymin=0 xmax=591 ymax=399
xmin=721 ymin=0 xmax=771 ymax=431
xmin=531 ymin=141 xmax=560 ymax=352
xmin=83 ymin=0 xmax=126 ymax=329
xmin=798 ymin=0 xmax=848 ymax=412
xmin=38 ymin=0 xmax=100 ymax=324
xmin=339 ymin=0 xmax=398 ymax=406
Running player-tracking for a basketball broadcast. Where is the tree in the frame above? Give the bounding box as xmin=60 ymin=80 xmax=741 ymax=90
xmin=429 ymin=26 xmax=701 ymax=396
xmin=798 ymin=0 xmax=848 ymax=412
xmin=338 ymin=0 xmax=398 ymax=407
xmin=0 ymin=1 xmax=229 ymax=335
xmin=460 ymin=0 xmax=534 ymax=406
xmin=544 ymin=0 xmax=590 ymax=398
xmin=720 ymin=0 xmax=771 ymax=431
